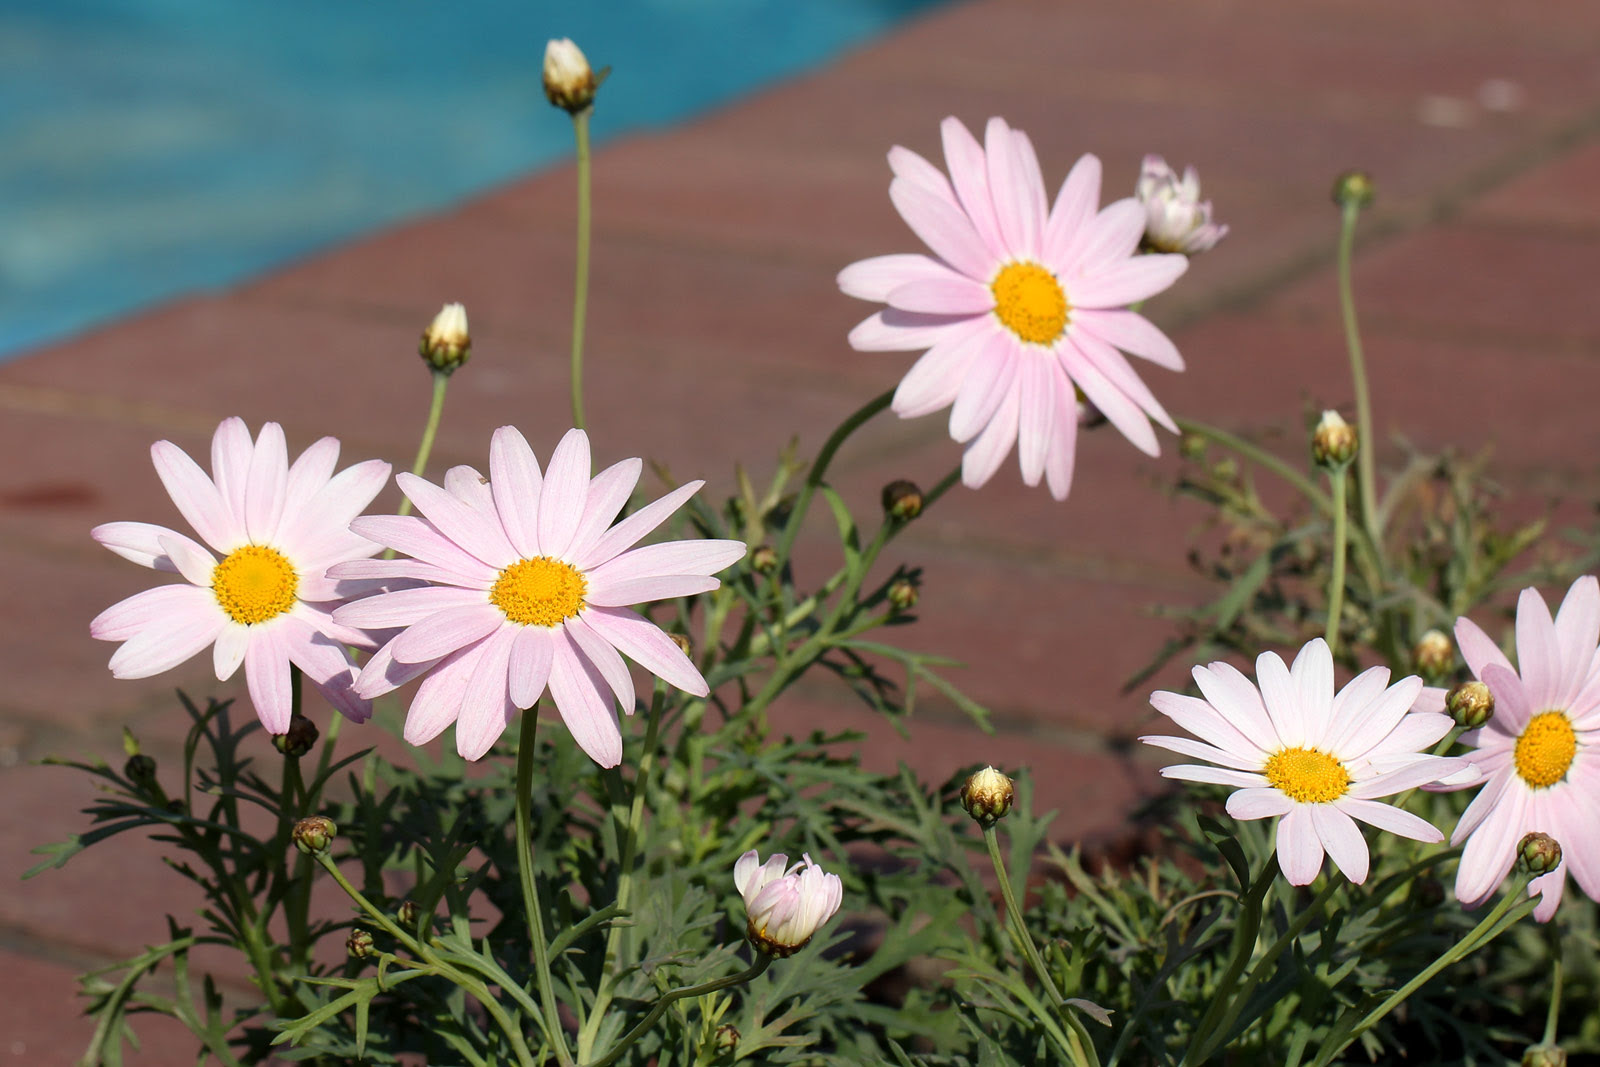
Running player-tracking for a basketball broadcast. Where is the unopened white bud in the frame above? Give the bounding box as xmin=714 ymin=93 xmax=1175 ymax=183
xmin=543 ymin=38 xmax=597 ymax=114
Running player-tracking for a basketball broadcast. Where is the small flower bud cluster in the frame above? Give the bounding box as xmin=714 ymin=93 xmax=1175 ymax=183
xmin=1312 ymin=410 xmax=1358 ymax=469
xmin=960 ymin=766 xmax=1015 ymax=828
xmin=734 ymin=850 xmax=843 ymax=958
xmin=346 ymin=929 xmax=376 ymax=959
xmin=887 ymin=578 xmax=918 ymax=613
xmin=1135 ymin=155 xmax=1228 ymax=255
xmin=420 ymin=303 xmax=470 ymax=375
xmin=543 ymin=38 xmax=597 ymax=114
xmin=1446 ymin=680 xmax=1495 ymax=729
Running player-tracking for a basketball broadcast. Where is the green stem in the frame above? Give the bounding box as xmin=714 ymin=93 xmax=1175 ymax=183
xmin=577 ymin=687 xmax=666 ymax=1060
xmin=386 ymin=370 xmax=450 ymax=558
xmin=983 ymin=826 xmax=1097 ymax=1067
xmin=1335 ymin=200 xmax=1380 ymax=550
xmin=569 ymin=107 xmax=593 ymax=431
xmin=1325 ymin=467 xmax=1349 ymax=656
xmin=1543 ymin=947 xmax=1564 ymax=1046
xmin=1308 ymin=873 xmax=1538 ymax=1067
xmin=772 ymin=388 xmax=894 ymax=575
xmin=1182 ymin=859 xmax=1277 ymax=1066
xmin=1176 ymin=416 xmax=1330 ymax=513
xmin=588 ymin=956 xmax=772 ymax=1067
xmin=515 ymin=709 xmax=573 ymax=1067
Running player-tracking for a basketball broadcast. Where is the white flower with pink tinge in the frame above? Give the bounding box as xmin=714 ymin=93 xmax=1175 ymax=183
xmin=1445 ymin=577 xmax=1600 ymax=921
xmin=734 ymin=850 xmax=843 ymax=957
xmin=90 ymin=418 xmax=391 ymax=733
xmin=838 ymin=116 xmax=1190 ymax=501
xmin=1142 ymin=638 xmax=1467 ymax=886
xmin=1135 ymin=155 xmax=1229 ymax=255
xmin=333 ymin=426 xmax=745 ymax=766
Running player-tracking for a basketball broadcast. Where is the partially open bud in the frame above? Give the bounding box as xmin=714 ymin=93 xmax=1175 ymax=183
xmin=1518 ymin=832 xmax=1562 ymax=877
xmin=750 ymin=544 xmax=779 ymax=574
xmin=292 ymin=815 xmax=337 ymax=856
xmin=1411 ymin=629 xmax=1453 ymax=682
xmin=1312 ymin=410 xmax=1358 ymax=470
xmin=960 ymin=766 xmax=1015 ymax=828
xmin=1332 ymin=170 xmax=1376 ymax=209
xmin=881 ymin=480 xmax=924 ymax=521
xmin=273 ymin=714 xmax=319 ymax=758
xmin=887 ymin=578 xmax=918 ymax=613
xmin=543 ymin=38 xmax=597 ymax=114
xmin=420 ymin=302 xmax=470 ymax=375
xmin=733 ymin=850 xmax=843 ymax=958
xmin=346 ymin=929 xmax=376 ymax=959
xmin=1522 ymin=1043 xmax=1568 ymax=1067
xmin=1135 ymin=155 xmax=1229 ymax=255
xmin=1446 ymin=680 xmax=1495 ymax=729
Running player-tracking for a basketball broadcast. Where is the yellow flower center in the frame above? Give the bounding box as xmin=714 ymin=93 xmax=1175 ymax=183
xmin=211 ymin=545 xmax=299 ymax=625
xmin=490 ymin=557 xmax=587 ymax=627
xmin=990 ymin=261 xmax=1069 ymax=345
xmin=1514 ymin=711 xmax=1577 ymax=790
xmin=1263 ymin=747 xmax=1351 ymax=804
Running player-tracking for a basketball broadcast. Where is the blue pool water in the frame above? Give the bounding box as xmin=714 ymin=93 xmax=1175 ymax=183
xmin=0 ymin=0 xmax=945 ymax=360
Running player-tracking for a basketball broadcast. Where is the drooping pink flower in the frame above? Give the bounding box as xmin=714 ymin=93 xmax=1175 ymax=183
xmin=1447 ymin=577 xmax=1600 ymax=921
xmin=734 ymin=850 xmax=843 ymax=957
xmin=838 ymin=116 xmax=1190 ymax=500
xmin=333 ymin=426 xmax=744 ymax=766
xmin=90 ymin=418 xmax=391 ymax=732
xmin=1143 ymin=638 xmax=1466 ymax=885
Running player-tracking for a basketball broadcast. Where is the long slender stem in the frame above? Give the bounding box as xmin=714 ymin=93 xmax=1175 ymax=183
xmin=1543 ymin=949 xmax=1564 ymax=1045
xmin=568 ymin=108 xmax=593 ymax=430
xmin=1183 ymin=859 xmax=1277 ymax=1066
xmin=1335 ymin=201 xmax=1380 ymax=549
xmin=589 ymin=956 xmax=772 ymax=1067
xmin=1325 ymin=467 xmax=1349 ymax=656
xmin=772 ymin=389 xmax=894 ymax=573
xmin=984 ymin=826 xmax=1096 ymax=1067
xmin=515 ymin=708 xmax=573 ymax=1067
xmin=1176 ymin=416 xmax=1331 ymax=513
xmin=577 ymin=686 xmax=666 ymax=1060
xmin=397 ymin=372 xmax=450 ymax=520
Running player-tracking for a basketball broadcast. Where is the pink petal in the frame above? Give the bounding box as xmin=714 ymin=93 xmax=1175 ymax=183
xmin=889 ymin=176 xmax=994 ymax=280
xmin=92 ymin=583 xmax=214 ymax=641
xmin=1332 ymin=676 xmax=1423 ymax=760
xmin=1350 ymin=757 xmax=1472 ymax=799
xmin=1044 ymin=379 xmax=1079 ymax=500
xmin=281 ymin=435 xmax=340 ymax=520
xmin=566 ymin=458 xmax=644 ymax=564
xmin=1062 ymin=198 xmax=1143 ymax=276
xmin=838 ymin=253 xmax=960 ymax=302
xmin=948 ymin=332 xmax=1019 ymax=443
xmin=403 ymin=640 xmax=486 ymax=746
xmin=1073 ymin=309 xmax=1184 ymax=371
xmin=940 ymin=116 xmax=1005 ymax=255
xmin=1192 ymin=661 xmax=1278 ymax=744
xmin=1276 ymin=806 xmax=1324 ymax=885
xmin=349 ymin=515 xmax=498 ymax=584
xmin=1311 ymin=805 xmax=1370 ymax=884
xmin=391 ymin=604 xmax=505 ymax=664
xmin=244 ymin=625 xmax=293 ymax=734
xmin=960 ymin=379 xmax=1020 ymax=489
xmin=444 ymin=465 xmax=494 ymax=511
xmin=538 ymin=428 xmax=592 ymax=560
xmin=1552 ymin=576 xmax=1600 ymax=708
xmin=1455 ymin=789 xmax=1527 ymax=907
xmin=210 ymin=417 xmax=253 ymax=522
xmin=1290 ymin=639 xmax=1336 ymax=738
xmin=508 ymin=626 xmax=556 ymax=709
xmin=282 ymin=616 xmax=371 ymax=724
xmin=985 ymin=117 xmax=1041 ymax=259
xmin=1158 ymin=764 xmax=1267 ymax=788
xmin=489 ymin=426 xmax=544 ymax=559
xmin=90 ymin=521 xmax=189 ymax=573
xmin=564 ymin=614 xmax=636 ymax=715
xmin=1015 ymin=353 xmax=1055 ymax=486
xmin=583 ymin=606 xmax=708 ymax=696
xmin=584 ymin=574 xmax=720 ymax=607
xmin=1226 ymin=787 xmax=1294 ymax=820
xmin=587 ymin=539 xmax=744 ymax=592
xmin=1452 ymin=769 xmax=1513 ymax=845
xmin=1515 ymin=586 xmax=1561 ymax=711
xmin=1042 ymin=154 xmax=1103 ymax=266
xmin=353 ymin=637 xmax=442 ymax=700
xmin=335 ymin=585 xmax=489 ymax=629
xmin=1150 ymin=688 xmax=1264 ymax=760
xmin=152 ymin=439 xmax=241 ymax=551
xmin=1325 ymin=665 xmax=1393 ymax=749
xmin=103 ymin=599 xmax=224 ymax=678
xmin=573 ymin=480 xmax=704 ymax=572
xmin=454 ymin=627 xmax=518 ymax=760
xmin=244 ymin=421 xmax=289 ymax=545
xmin=549 ymin=632 xmax=623 ymax=767
xmin=397 ymin=473 xmax=517 ymax=570
xmin=886 ymin=275 xmax=994 ymax=315
xmin=1009 ymin=128 xmax=1050 ymax=248
xmin=1059 ymin=339 xmax=1158 ymax=456
xmin=213 ymin=622 xmax=249 ymax=680
xmin=1068 ymin=328 xmax=1176 ymax=433
xmin=891 ymin=318 xmax=995 ymax=419
xmin=1337 ymin=797 xmax=1442 ymax=842
xmin=848 ymin=309 xmax=976 ymax=353
xmin=1069 ymin=254 xmax=1188 ymax=309
xmin=1482 ymin=662 xmax=1533 ymax=734
xmin=887 ymin=143 xmax=957 ymax=203
xmin=159 ymin=532 xmax=217 ymax=588
xmin=1255 ymin=649 xmax=1306 ymax=748
xmin=1455 ymin=615 xmax=1514 ymax=679
xmin=1142 ymin=732 xmax=1263 ymax=772
xmin=279 ymin=460 xmax=392 ymax=562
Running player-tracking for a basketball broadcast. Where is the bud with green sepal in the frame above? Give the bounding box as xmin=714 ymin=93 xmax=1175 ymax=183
xmin=272 ymin=714 xmax=319 ymax=758
xmin=960 ymin=766 xmax=1015 ymax=828
xmin=887 ymin=578 xmax=918 ymax=614
xmin=1331 ymin=170 xmax=1375 ymax=209
xmin=346 ymin=929 xmax=376 ymax=959
xmin=880 ymin=480 xmax=923 ymax=522
xmin=543 ymin=38 xmax=600 ymax=114
xmin=1411 ymin=629 xmax=1453 ymax=682
xmin=750 ymin=544 xmax=778 ymax=574
xmin=1446 ymin=680 xmax=1495 ymax=729
xmin=420 ymin=302 xmax=470 ymax=375
xmin=293 ymin=815 xmax=337 ymax=856
xmin=1312 ymin=410 xmax=1358 ymax=470
xmin=1518 ymin=832 xmax=1561 ymax=876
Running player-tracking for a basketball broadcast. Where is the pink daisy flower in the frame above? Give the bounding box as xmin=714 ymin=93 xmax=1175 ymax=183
xmin=734 ymin=850 xmax=843 ymax=958
xmin=838 ymin=116 xmax=1190 ymax=500
xmin=332 ymin=426 xmax=745 ymax=766
xmin=1448 ymin=577 xmax=1600 ymax=921
xmin=90 ymin=418 xmax=391 ymax=733
xmin=1143 ymin=638 xmax=1466 ymax=885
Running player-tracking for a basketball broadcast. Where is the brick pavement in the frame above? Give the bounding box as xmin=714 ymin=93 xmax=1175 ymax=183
xmin=4 ymin=0 xmax=1599 ymax=1058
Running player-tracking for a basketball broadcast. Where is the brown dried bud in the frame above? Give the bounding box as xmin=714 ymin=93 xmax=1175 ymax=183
xmin=887 ymin=578 xmax=918 ymax=613
xmin=1331 ymin=170 xmax=1375 ymax=209
xmin=346 ymin=929 xmax=376 ymax=959
xmin=1411 ymin=629 xmax=1453 ymax=682
xmin=881 ymin=480 xmax=924 ymax=521
xmin=1446 ymin=680 xmax=1495 ymax=729
xmin=1518 ymin=832 xmax=1562 ymax=876
xmin=960 ymin=766 xmax=1015 ymax=827
xmin=1312 ymin=410 xmax=1358 ymax=469
xmin=1522 ymin=1043 xmax=1568 ymax=1067
xmin=396 ymin=900 xmax=418 ymax=927
xmin=272 ymin=714 xmax=319 ymax=758
xmin=292 ymin=815 xmax=337 ymax=856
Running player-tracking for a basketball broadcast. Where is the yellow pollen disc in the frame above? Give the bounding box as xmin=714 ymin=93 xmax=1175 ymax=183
xmin=1514 ymin=711 xmax=1577 ymax=789
xmin=211 ymin=545 xmax=299 ymax=625
xmin=990 ymin=261 xmax=1069 ymax=345
xmin=490 ymin=557 xmax=587 ymax=627
xmin=1263 ymin=747 xmax=1351 ymax=804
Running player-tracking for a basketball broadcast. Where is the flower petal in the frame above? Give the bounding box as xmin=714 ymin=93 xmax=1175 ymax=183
xmin=1059 ymin=337 xmax=1158 ymax=456
xmin=92 ymin=583 xmax=214 ymax=642
xmin=566 ymin=458 xmax=644 ymax=564
xmin=549 ymin=631 xmax=622 ymax=767
xmin=582 ymin=606 xmax=709 ymax=696
xmin=1337 ymin=796 xmax=1443 ymax=842
xmin=564 ymin=614 xmax=636 ymax=715
xmin=892 ymin=317 xmax=996 ymax=420
xmin=887 ymin=275 xmax=995 ymax=315
xmin=1042 ymin=153 xmax=1102 ymax=266
xmin=848 ymin=309 xmax=975 ymax=352
xmin=1226 ymin=787 xmax=1294 ymax=820
xmin=1515 ymin=586 xmax=1562 ymax=712
xmin=244 ymin=422 xmax=289 ymax=545
xmin=454 ymin=626 xmax=518 ymax=760
xmin=1552 ymin=576 xmax=1600 ymax=708
xmin=1069 ymin=253 xmax=1187 ymax=309
xmin=1255 ymin=649 xmax=1308 ymax=749
xmin=1073 ymin=309 xmax=1184 ymax=371
xmin=104 ymin=598 xmax=225 ymax=678
xmin=243 ymin=624 xmax=293 ymax=733
xmin=889 ymin=175 xmax=995 ymax=280
xmin=573 ymin=480 xmax=704 ymax=571
xmin=1141 ymin=732 xmax=1262 ymax=772
xmin=508 ymin=625 xmax=556 ymax=710
xmin=391 ymin=604 xmax=506 ymax=664
xmin=985 ymin=117 xmax=1041 ymax=259
xmin=1016 ymin=353 xmax=1056 ymax=487
xmin=538 ymin=429 xmax=594 ymax=560
xmin=489 ymin=425 xmax=545 ymax=559
xmin=281 ymin=615 xmax=370 ymax=724
xmin=90 ymin=521 xmax=191 ymax=573
xmin=397 ymin=473 xmax=517 ymax=570
xmin=1455 ymin=615 xmax=1514 ymax=680
xmin=949 ymin=332 xmax=1019 ymax=443
xmin=152 ymin=439 xmax=240 ymax=551
xmin=335 ymin=585 xmax=489 ymax=629
xmin=960 ymin=376 xmax=1021 ymax=490
xmin=1276 ymin=806 xmax=1324 ymax=885
xmin=1311 ymin=805 xmax=1369 ymax=884
xmin=940 ymin=116 xmax=1005 ymax=255
xmin=403 ymin=640 xmax=485 ymax=746
xmin=838 ymin=253 xmax=961 ymax=302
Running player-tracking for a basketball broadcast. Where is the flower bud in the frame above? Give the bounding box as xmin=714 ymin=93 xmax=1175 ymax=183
xmin=960 ymin=766 xmax=1015 ymax=827
xmin=1522 ymin=1043 xmax=1568 ymax=1067
xmin=1446 ymin=680 xmax=1495 ymax=729
xmin=124 ymin=753 xmax=157 ymax=786
xmin=669 ymin=632 xmax=692 ymax=657
xmin=1517 ymin=832 xmax=1562 ymax=876
xmin=1178 ymin=432 xmax=1206 ymax=460
xmin=1311 ymin=410 xmax=1358 ymax=469
xmin=713 ymin=1024 xmax=740 ymax=1054
xmin=887 ymin=578 xmax=918 ymax=613
xmin=543 ymin=38 xmax=597 ymax=114
xmin=346 ymin=929 xmax=376 ymax=959
xmin=420 ymin=302 xmax=470 ymax=375
xmin=272 ymin=714 xmax=319 ymax=758
xmin=881 ymin=480 xmax=924 ymax=521
xmin=1135 ymin=155 xmax=1228 ymax=255
xmin=733 ymin=850 xmax=843 ymax=958
xmin=292 ymin=815 xmax=337 ymax=856
xmin=750 ymin=544 xmax=779 ymax=573
xmin=1331 ymin=170 xmax=1376 ymax=209
xmin=396 ymin=900 xmax=418 ymax=927
xmin=1410 ymin=629 xmax=1453 ymax=681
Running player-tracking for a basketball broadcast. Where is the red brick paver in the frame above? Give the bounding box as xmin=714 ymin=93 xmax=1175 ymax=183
xmin=5 ymin=0 xmax=1600 ymax=1058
